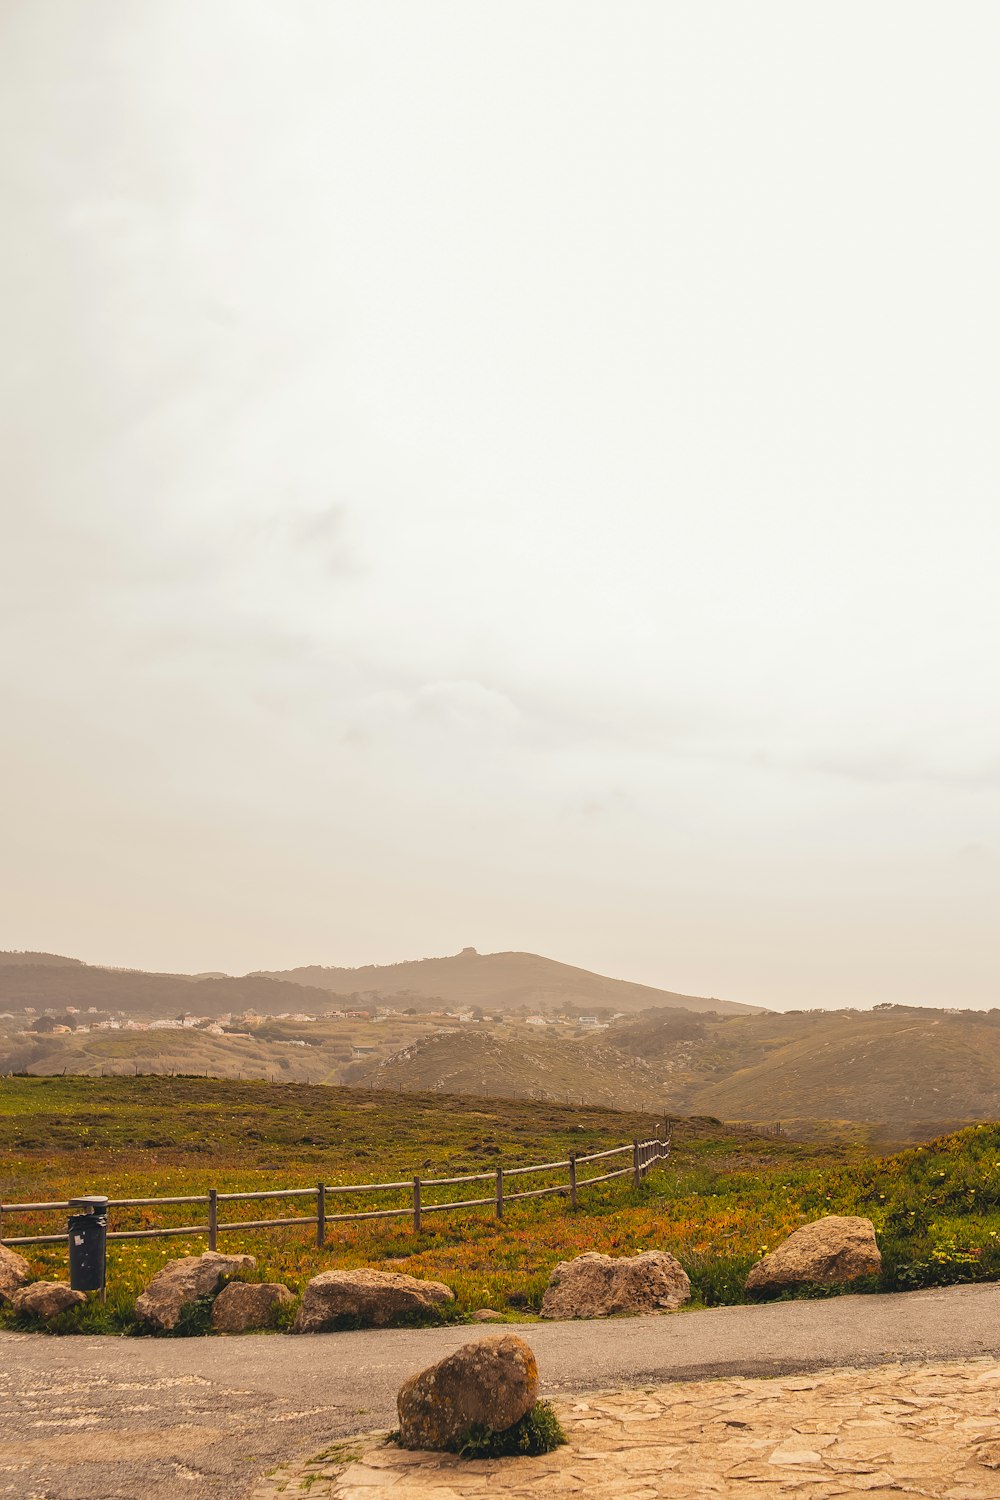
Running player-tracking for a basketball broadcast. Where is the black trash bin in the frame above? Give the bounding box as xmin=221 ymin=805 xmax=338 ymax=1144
xmin=68 ymin=1196 xmax=108 ymax=1293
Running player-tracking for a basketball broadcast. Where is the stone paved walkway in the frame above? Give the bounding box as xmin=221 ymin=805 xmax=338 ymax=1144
xmin=252 ymin=1360 xmax=1000 ymax=1500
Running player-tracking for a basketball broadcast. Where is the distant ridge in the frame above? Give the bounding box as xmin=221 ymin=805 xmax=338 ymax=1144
xmin=254 ymin=947 xmax=761 ymax=1017
xmin=0 ymin=960 xmax=341 ymax=1018
xmin=0 ymin=951 xmax=85 ymax=968
xmin=0 ymin=945 xmax=758 ymax=1018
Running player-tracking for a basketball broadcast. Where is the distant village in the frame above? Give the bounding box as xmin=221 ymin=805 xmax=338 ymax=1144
xmin=5 ymin=1002 xmax=614 ymax=1062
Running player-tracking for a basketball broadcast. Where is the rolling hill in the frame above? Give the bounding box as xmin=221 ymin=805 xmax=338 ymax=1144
xmin=346 ymin=1003 xmax=1000 ymax=1143
xmin=357 ymin=1027 xmax=664 ymax=1109
xmin=607 ymin=1004 xmax=1000 ymax=1143
xmin=255 ymin=947 xmax=759 ymax=1016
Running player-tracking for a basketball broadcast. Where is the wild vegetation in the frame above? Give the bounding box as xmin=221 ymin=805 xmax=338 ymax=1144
xmin=2 ymin=1077 xmax=1000 ymax=1336
xmin=451 ymin=1402 xmax=566 ymax=1459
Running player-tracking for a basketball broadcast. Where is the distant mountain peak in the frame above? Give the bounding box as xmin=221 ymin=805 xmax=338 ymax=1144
xmin=252 ymin=948 xmax=760 ymax=1017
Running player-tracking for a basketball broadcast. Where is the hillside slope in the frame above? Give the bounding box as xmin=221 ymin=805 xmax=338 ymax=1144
xmin=359 ymin=1027 xmax=664 ymax=1108
xmin=347 ymin=1003 xmax=1000 ymax=1140
xmin=608 ymin=1005 xmax=1000 ymax=1141
xmin=256 ymin=947 xmax=758 ymax=1016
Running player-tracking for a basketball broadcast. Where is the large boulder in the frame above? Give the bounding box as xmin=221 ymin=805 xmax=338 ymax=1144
xmin=135 ymin=1251 xmax=256 ymax=1332
xmin=0 ymin=1244 xmax=31 ymax=1304
xmin=397 ymin=1334 xmax=538 ymax=1451
xmin=746 ymin=1215 xmax=881 ymax=1297
xmin=540 ymin=1249 xmax=691 ymax=1319
xmin=292 ymin=1268 xmax=454 ymax=1333
xmin=12 ymin=1282 xmax=87 ymax=1320
xmin=210 ymin=1280 xmax=294 ymax=1333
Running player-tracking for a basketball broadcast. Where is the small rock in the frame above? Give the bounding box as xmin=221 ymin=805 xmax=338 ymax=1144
xmin=12 ymin=1282 xmax=88 ymax=1320
xmin=397 ymin=1334 xmax=538 ymax=1450
xmin=293 ymin=1268 xmax=453 ymax=1333
xmin=473 ymin=1308 xmax=504 ymax=1322
xmin=210 ymin=1280 xmax=294 ymax=1333
xmin=540 ymin=1250 xmax=691 ymax=1319
xmin=746 ymin=1215 xmax=881 ymax=1297
xmin=0 ymin=1244 xmax=31 ymax=1304
xmin=135 ymin=1251 xmax=256 ymax=1332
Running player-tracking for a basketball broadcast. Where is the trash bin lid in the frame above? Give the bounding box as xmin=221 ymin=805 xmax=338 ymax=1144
xmin=68 ymin=1195 xmax=109 ymax=1212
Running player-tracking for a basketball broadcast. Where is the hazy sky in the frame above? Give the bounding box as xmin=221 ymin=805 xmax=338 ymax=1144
xmin=2 ymin=3 xmax=998 ymax=1009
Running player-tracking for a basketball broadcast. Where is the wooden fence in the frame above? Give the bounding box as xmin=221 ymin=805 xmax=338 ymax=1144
xmin=724 ymin=1121 xmax=788 ymax=1139
xmin=0 ymin=1129 xmax=671 ymax=1255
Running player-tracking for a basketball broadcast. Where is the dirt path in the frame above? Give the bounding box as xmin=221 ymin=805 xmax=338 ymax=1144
xmin=2 ymin=1283 xmax=999 ymax=1500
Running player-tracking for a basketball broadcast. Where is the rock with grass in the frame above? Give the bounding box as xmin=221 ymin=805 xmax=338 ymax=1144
xmin=210 ymin=1280 xmax=294 ymax=1333
xmin=540 ymin=1249 xmax=691 ymax=1319
xmin=0 ymin=1245 xmax=31 ymax=1305
xmin=292 ymin=1267 xmax=453 ymax=1333
xmin=473 ymin=1308 xmax=503 ymax=1322
xmin=396 ymin=1334 xmax=539 ymax=1451
xmin=12 ymin=1282 xmax=88 ymax=1320
xmin=135 ymin=1251 xmax=256 ymax=1332
xmin=745 ymin=1214 xmax=881 ymax=1297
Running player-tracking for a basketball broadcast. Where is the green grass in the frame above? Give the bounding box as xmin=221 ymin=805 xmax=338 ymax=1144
xmin=2 ymin=1076 xmax=1000 ymax=1334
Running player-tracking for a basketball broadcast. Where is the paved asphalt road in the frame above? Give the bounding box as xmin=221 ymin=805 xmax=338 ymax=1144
xmin=3 ymin=1283 xmax=1000 ymax=1500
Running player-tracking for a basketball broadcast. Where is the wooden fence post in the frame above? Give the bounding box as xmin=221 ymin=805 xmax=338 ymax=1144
xmin=413 ymin=1177 xmax=421 ymax=1234
xmin=208 ymin=1188 xmax=218 ymax=1251
xmin=495 ymin=1166 xmax=503 ymax=1220
xmin=568 ymin=1153 xmax=577 ymax=1210
xmin=632 ymin=1140 xmax=641 ymax=1190
xmin=316 ymin=1182 xmax=326 ymax=1248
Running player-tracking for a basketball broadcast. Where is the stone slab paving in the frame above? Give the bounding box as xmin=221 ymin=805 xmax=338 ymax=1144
xmin=252 ymin=1360 xmax=1000 ymax=1500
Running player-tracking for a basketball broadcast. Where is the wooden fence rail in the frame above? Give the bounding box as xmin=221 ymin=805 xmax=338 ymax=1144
xmin=0 ymin=1128 xmax=672 ymax=1255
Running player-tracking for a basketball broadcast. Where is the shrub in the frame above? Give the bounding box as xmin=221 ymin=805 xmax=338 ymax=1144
xmin=168 ymin=1293 xmax=215 ymax=1337
xmin=453 ymin=1401 xmax=567 ymax=1459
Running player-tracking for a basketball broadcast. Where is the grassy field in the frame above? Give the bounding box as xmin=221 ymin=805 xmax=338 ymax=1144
xmin=2 ymin=1076 xmax=999 ymax=1333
